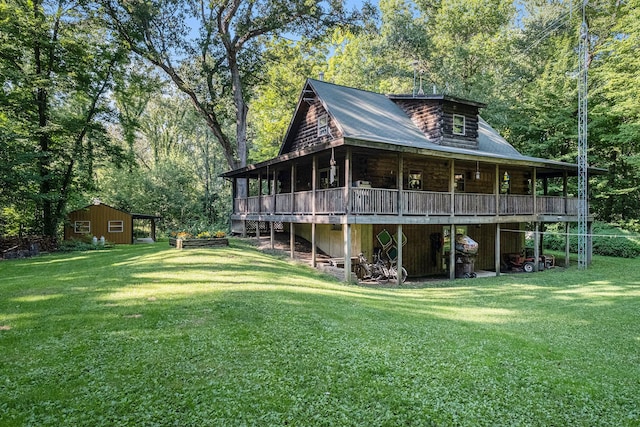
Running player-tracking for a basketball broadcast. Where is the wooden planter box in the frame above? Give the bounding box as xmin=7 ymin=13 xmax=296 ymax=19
xmin=169 ymin=237 xmax=229 ymax=249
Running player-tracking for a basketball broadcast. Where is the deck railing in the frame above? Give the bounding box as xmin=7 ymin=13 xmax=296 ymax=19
xmin=500 ymin=194 xmax=534 ymax=215
xmin=455 ymin=193 xmax=497 ymax=215
xmin=404 ymin=190 xmax=450 ymax=215
xmin=236 ymin=188 xmax=581 ymax=217
xmin=316 ymin=188 xmax=345 ymax=214
xmin=352 ymin=188 xmax=398 ymax=214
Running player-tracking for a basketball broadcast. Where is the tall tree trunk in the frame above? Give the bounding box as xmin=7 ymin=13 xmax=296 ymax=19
xmin=33 ymin=0 xmax=56 ymax=237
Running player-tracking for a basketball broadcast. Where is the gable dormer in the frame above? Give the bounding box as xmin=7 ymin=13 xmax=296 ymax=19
xmin=388 ymin=94 xmax=486 ymax=150
xmin=279 ymin=83 xmax=341 ymax=155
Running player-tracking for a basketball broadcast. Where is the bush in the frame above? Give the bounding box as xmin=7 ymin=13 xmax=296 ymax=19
xmin=58 ymin=237 xmax=112 ymax=252
xmin=543 ymin=222 xmax=640 ymax=258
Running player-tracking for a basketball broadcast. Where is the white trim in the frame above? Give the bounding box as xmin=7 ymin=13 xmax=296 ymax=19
xmin=317 ymin=114 xmax=328 ymax=137
xmin=74 ymin=221 xmax=91 ymax=234
xmin=108 ymin=220 xmax=124 ymax=233
xmin=453 ymin=114 xmax=466 ymax=136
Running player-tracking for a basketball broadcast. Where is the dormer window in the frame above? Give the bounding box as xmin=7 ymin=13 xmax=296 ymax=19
xmin=453 ymin=114 xmax=466 ymax=135
xmin=318 ymin=114 xmax=328 ymax=137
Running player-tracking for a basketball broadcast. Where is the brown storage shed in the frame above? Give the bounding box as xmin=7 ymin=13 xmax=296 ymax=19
xmin=64 ymin=202 xmax=143 ymax=245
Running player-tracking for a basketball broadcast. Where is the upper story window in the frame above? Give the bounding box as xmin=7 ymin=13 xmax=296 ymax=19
xmin=318 ymin=114 xmax=328 ymax=137
xmin=408 ymin=170 xmax=422 ymax=190
xmin=453 ymin=114 xmax=466 ymax=135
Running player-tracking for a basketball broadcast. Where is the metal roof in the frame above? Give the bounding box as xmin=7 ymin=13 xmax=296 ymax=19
xmin=308 ymin=79 xmax=526 ymax=160
xmin=222 ymin=79 xmax=606 ymax=177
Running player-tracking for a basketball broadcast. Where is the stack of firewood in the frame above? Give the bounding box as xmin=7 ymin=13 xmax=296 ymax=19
xmin=0 ymin=235 xmax=58 ymax=259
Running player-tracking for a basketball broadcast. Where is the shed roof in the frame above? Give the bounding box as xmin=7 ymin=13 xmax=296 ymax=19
xmin=67 ymin=203 xmax=161 ymax=219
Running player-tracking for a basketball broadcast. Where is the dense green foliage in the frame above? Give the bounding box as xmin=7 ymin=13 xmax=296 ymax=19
xmin=543 ymin=222 xmax=640 ymax=258
xmin=2 ymin=0 xmax=640 ymax=240
xmin=1 ymin=243 xmax=639 ymax=425
xmin=0 ymin=0 xmax=129 ymax=236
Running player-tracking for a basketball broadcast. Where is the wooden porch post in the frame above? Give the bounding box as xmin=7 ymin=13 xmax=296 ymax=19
xmin=312 ymin=223 xmax=317 ymax=268
xmin=450 ymin=160 xmax=455 ymax=216
xmin=311 ymin=155 xmax=317 ymax=267
xmin=272 ymin=168 xmax=277 ymax=215
xmin=345 ymin=148 xmax=352 ymax=213
xmin=270 ymin=167 xmax=275 ymax=250
xmin=534 ymin=222 xmax=540 ymax=272
xmin=290 ymin=164 xmax=295 ymax=214
xmin=397 ymin=224 xmax=403 ymax=285
xmin=532 ymin=167 xmax=537 ymax=214
xmin=256 ymin=173 xmax=262 ymax=240
xmin=344 ymin=223 xmax=352 ymax=283
xmin=495 ymin=223 xmax=501 ymax=276
xmin=563 ymin=171 xmax=568 ymax=214
xmin=255 ymin=172 xmax=261 ymax=241
xmin=312 ymin=155 xmax=317 ymax=216
xmin=449 ymin=224 xmax=456 ymax=280
xmin=290 ymin=222 xmax=295 ymax=259
xmin=258 ymin=172 xmax=262 ymax=218
xmin=270 ymin=221 xmax=275 ymax=250
xmin=495 ymin=164 xmax=500 ymax=215
xmin=565 ymin=222 xmax=570 ymax=267
xmin=398 ymin=153 xmax=404 ymax=216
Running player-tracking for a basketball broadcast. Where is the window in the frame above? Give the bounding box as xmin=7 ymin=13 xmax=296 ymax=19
xmin=408 ymin=170 xmax=422 ymax=190
xmin=109 ymin=220 xmax=124 ymax=233
xmin=74 ymin=221 xmax=90 ymax=234
xmin=453 ymin=114 xmax=466 ymax=135
xmin=319 ymin=166 xmax=339 ymax=188
xmin=318 ymin=114 xmax=328 ymax=137
xmin=455 ymin=173 xmax=465 ymax=192
xmin=500 ymin=171 xmax=510 ymax=194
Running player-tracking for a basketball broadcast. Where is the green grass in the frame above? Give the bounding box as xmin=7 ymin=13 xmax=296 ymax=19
xmin=1 ymin=240 xmax=639 ymax=426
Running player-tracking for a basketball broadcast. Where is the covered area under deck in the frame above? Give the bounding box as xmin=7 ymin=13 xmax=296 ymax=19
xmin=225 ymin=146 xmax=597 ymax=284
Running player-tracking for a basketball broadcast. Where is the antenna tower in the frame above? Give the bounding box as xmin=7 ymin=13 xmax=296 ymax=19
xmin=577 ymin=1 xmax=588 ymax=270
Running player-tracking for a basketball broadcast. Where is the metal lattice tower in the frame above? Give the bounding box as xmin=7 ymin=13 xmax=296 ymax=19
xmin=577 ymin=6 xmax=589 ymax=270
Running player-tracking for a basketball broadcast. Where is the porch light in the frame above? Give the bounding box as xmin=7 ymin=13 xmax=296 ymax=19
xmin=475 ymin=162 xmax=480 ymax=180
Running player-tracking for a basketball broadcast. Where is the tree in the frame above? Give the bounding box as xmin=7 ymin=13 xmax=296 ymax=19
xmin=249 ymin=38 xmax=330 ymax=162
xmin=100 ymin=0 xmax=360 ymax=176
xmin=0 ymin=0 xmax=128 ymax=237
xmin=99 ymin=89 xmax=230 ymax=230
xmin=588 ymin=0 xmax=640 ymax=222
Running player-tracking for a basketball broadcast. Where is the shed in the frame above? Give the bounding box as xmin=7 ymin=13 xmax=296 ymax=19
xmin=64 ymin=202 xmax=160 ymax=244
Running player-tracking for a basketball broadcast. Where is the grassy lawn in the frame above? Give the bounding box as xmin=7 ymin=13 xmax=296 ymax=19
xmin=1 ymin=240 xmax=639 ymax=426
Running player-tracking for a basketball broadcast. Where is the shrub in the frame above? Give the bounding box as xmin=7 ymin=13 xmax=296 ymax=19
xmin=58 ymin=238 xmax=111 ymax=252
xmin=543 ymin=222 xmax=640 ymax=258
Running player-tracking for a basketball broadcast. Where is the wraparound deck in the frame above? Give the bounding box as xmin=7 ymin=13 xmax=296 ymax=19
xmin=234 ymin=188 xmax=580 ymax=220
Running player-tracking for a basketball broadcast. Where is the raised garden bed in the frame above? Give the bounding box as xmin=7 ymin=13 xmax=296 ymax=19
xmin=169 ymin=237 xmax=229 ymax=249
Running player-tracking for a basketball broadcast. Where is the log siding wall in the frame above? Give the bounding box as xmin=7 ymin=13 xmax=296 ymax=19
xmin=289 ymin=101 xmax=341 ymax=153
xmin=392 ymin=99 xmax=480 ymax=149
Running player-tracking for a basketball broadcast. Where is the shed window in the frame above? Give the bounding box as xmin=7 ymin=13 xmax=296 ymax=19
xmin=318 ymin=114 xmax=328 ymax=137
xmin=109 ymin=220 xmax=124 ymax=233
xmin=453 ymin=114 xmax=466 ymax=135
xmin=74 ymin=221 xmax=91 ymax=234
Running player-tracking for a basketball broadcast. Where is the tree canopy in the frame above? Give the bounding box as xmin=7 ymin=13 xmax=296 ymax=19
xmin=2 ymin=0 xmax=640 ymax=237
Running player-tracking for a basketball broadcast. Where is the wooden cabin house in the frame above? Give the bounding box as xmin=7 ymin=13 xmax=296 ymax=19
xmin=222 ymin=79 xmax=600 ymax=282
xmin=64 ymin=202 xmax=159 ymax=244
